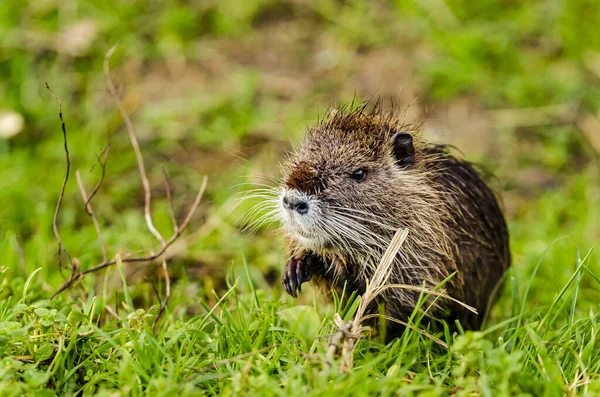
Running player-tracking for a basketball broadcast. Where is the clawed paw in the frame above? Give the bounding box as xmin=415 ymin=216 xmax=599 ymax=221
xmin=282 ymin=254 xmax=314 ymax=298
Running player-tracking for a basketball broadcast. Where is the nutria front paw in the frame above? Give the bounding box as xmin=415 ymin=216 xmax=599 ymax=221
xmin=282 ymin=253 xmax=316 ymax=298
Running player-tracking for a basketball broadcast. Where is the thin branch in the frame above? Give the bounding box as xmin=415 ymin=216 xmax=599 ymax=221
xmin=104 ymin=44 xmax=165 ymax=247
xmin=82 ymin=180 xmax=205 ymax=272
xmin=45 ymin=82 xmax=72 ymax=269
xmin=162 ymin=165 xmax=178 ymax=233
xmin=325 ymin=315 xmax=353 ymax=370
xmin=150 ymin=278 xmax=160 ymax=301
xmin=51 ymin=176 xmax=208 ymax=299
xmin=50 ymin=45 xmax=209 ymax=318
xmin=104 ymin=44 xmax=171 ymax=325
xmin=154 ymin=257 xmax=170 ymax=328
xmin=157 ymin=169 xmax=178 ymax=326
xmin=86 ymin=143 xmax=111 ymax=207
xmin=76 ymin=170 xmax=108 ymax=263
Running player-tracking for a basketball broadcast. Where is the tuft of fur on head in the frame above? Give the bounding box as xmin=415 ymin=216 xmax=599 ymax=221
xmin=278 ymin=104 xmax=464 ymax=315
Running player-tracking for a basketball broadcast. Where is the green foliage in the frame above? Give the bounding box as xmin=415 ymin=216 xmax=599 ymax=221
xmin=1 ymin=261 xmax=600 ymax=395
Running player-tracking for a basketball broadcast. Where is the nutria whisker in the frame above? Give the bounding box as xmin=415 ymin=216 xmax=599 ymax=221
xmin=328 ymin=207 xmax=397 ymax=232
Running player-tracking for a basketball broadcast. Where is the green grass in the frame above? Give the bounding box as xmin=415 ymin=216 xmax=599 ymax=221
xmin=1 ymin=0 xmax=599 ymax=395
xmin=1 ymin=249 xmax=599 ymax=395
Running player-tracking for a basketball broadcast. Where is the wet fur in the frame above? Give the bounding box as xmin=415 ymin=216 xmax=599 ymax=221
xmin=280 ymin=105 xmax=510 ymax=334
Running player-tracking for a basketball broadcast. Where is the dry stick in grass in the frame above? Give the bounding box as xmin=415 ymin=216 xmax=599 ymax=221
xmin=162 ymin=166 xmax=178 ymax=235
xmin=45 ymin=83 xmax=73 ymax=272
xmin=325 ymin=317 xmax=354 ymax=371
xmin=103 ymin=44 xmax=172 ymax=325
xmin=104 ymin=45 xmax=165 ymax=246
xmin=50 ymin=179 xmax=207 ymax=299
xmin=50 ymin=46 xmax=209 ymax=305
xmin=76 ymin=144 xmax=111 ymax=263
xmin=86 ymin=143 xmax=111 ymax=207
xmin=76 ymin=172 xmax=107 ymax=262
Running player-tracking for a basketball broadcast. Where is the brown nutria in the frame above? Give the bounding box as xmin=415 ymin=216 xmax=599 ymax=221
xmin=277 ymin=104 xmax=510 ymax=338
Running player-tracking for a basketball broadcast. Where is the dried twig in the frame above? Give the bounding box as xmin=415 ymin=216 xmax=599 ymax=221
xmin=104 ymin=44 xmax=165 ymax=247
xmin=75 ymin=143 xmax=111 ymax=263
xmin=157 ymin=167 xmax=178 ymax=327
xmin=76 ymin=170 xmax=108 ymax=263
xmin=104 ymin=44 xmax=172 ymax=324
xmin=45 ymin=83 xmax=72 ymax=269
xmin=324 ymin=314 xmax=356 ymax=371
xmin=46 ymin=46 xmax=207 ymax=334
xmin=50 ymin=45 xmax=208 ymax=312
xmin=162 ymin=166 xmax=178 ymax=234
xmin=50 ymin=172 xmax=208 ymax=298
xmin=86 ymin=143 xmax=111 ymax=206
xmin=155 ymin=257 xmax=171 ymax=326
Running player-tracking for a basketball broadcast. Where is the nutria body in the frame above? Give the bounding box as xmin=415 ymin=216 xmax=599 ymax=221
xmin=278 ymin=106 xmax=510 ymax=337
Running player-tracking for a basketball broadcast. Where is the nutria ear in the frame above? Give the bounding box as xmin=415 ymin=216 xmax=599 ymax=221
xmin=393 ymin=132 xmax=415 ymax=167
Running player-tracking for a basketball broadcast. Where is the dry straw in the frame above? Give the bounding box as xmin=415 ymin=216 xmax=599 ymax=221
xmin=325 ymin=228 xmax=477 ymax=372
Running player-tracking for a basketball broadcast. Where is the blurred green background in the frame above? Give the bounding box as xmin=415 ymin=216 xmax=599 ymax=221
xmin=1 ymin=0 xmax=599 ymax=361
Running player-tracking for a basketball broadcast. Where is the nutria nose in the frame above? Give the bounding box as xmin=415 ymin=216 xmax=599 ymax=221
xmin=283 ymin=196 xmax=309 ymax=214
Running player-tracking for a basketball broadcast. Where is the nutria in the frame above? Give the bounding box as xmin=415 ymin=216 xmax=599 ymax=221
xmin=276 ymin=104 xmax=510 ymax=338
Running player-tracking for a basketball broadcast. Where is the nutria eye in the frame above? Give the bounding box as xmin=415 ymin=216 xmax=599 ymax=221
xmin=350 ymin=169 xmax=367 ymax=181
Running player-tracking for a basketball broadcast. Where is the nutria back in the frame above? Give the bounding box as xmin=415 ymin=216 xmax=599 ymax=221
xmin=277 ymin=106 xmax=510 ymax=335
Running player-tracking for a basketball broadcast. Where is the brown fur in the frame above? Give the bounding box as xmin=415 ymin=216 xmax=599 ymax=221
xmin=279 ymin=105 xmax=510 ymax=337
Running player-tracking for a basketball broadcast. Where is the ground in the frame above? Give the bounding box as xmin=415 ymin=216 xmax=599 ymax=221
xmin=0 ymin=0 xmax=599 ymax=395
